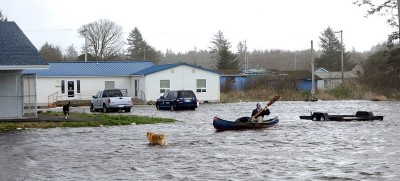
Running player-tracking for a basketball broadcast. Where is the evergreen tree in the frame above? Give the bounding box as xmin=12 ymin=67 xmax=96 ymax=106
xmin=210 ymin=31 xmax=239 ymax=70
xmin=40 ymin=42 xmax=63 ymax=61
xmin=0 ymin=10 xmax=7 ymax=22
xmin=315 ymin=27 xmax=353 ymax=71
xmin=126 ymin=27 xmax=159 ymax=63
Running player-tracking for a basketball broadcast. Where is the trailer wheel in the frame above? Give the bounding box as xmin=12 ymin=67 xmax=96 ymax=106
xmin=312 ymin=112 xmax=327 ymax=121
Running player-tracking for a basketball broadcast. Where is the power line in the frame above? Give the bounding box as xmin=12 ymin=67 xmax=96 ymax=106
xmin=24 ymin=28 xmax=75 ymax=32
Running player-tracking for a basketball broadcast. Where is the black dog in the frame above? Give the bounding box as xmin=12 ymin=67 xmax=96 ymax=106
xmin=63 ymin=101 xmax=70 ymax=119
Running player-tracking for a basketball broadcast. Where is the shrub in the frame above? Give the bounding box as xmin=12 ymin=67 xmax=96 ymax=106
xmin=330 ymin=84 xmax=352 ymax=98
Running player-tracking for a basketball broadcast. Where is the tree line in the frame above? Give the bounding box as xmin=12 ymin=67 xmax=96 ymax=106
xmin=2 ymin=9 xmax=371 ymax=73
xmin=2 ymin=5 xmax=400 ymax=98
xmin=33 ymin=18 xmax=369 ymax=72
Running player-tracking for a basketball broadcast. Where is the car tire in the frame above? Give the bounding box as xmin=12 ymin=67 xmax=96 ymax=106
xmin=90 ymin=104 xmax=95 ymax=112
xmin=102 ymin=104 xmax=108 ymax=113
xmin=125 ymin=108 xmax=131 ymax=112
xmin=156 ymin=104 xmax=160 ymax=110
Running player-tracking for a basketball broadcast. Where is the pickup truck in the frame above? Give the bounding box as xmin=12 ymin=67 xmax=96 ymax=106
xmin=90 ymin=89 xmax=133 ymax=112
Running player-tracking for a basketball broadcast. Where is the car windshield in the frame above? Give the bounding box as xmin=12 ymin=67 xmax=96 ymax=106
xmin=178 ymin=91 xmax=195 ymax=98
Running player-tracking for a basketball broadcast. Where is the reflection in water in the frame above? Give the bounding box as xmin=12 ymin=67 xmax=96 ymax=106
xmin=1 ymin=100 xmax=400 ymax=180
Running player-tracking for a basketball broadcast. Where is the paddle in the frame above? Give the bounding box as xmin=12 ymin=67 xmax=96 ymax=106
xmin=253 ymin=93 xmax=281 ymax=119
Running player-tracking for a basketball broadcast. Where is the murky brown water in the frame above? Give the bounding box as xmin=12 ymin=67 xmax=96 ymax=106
xmin=1 ymin=100 xmax=400 ymax=180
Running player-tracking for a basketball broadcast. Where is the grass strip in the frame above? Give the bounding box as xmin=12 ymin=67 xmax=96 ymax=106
xmin=0 ymin=112 xmax=176 ymax=131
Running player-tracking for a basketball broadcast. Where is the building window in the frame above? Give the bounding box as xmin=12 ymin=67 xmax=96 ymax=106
xmin=61 ymin=80 xmax=65 ymax=93
xmin=77 ymin=80 xmax=81 ymax=93
xmin=105 ymin=81 xmax=115 ymax=90
xmin=196 ymin=79 xmax=206 ymax=92
xmin=160 ymin=80 xmax=170 ymax=93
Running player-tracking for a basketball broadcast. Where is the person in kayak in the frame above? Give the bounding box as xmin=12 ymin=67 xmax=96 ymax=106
xmin=251 ymin=102 xmax=270 ymax=123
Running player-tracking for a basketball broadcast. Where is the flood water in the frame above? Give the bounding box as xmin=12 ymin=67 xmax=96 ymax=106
xmin=1 ymin=100 xmax=400 ymax=180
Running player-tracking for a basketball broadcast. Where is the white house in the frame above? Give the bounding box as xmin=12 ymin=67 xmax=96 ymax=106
xmin=0 ymin=22 xmax=49 ymax=119
xmin=24 ymin=62 xmax=221 ymax=107
xmin=315 ymin=65 xmax=363 ymax=90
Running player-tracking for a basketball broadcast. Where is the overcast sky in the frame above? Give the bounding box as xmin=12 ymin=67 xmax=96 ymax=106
xmin=1 ymin=0 xmax=394 ymax=54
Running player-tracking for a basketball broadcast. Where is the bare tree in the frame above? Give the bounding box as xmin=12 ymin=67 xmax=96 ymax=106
xmin=78 ymin=19 xmax=124 ymax=61
xmin=64 ymin=44 xmax=78 ymax=61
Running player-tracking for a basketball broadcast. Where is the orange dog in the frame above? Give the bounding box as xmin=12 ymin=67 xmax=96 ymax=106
xmin=147 ymin=132 xmax=167 ymax=146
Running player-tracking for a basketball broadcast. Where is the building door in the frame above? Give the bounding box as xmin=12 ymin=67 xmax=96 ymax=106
xmin=134 ymin=80 xmax=138 ymax=98
xmin=67 ymin=81 xmax=74 ymax=98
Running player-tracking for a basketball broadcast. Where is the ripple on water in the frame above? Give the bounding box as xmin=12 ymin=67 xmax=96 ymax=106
xmin=1 ymin=101 xmax=400 ymax=180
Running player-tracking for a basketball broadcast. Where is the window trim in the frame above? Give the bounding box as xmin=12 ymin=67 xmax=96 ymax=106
xmin=196 ymin=79 xmax=207 ymax=93
xmin=160 ymin=80 xmax=170 ymax=93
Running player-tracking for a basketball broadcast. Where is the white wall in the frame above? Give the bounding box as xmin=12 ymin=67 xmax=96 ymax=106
xmin=143 ymin=65 xmax=220 ymax=102
xmin=0 ymin=71 xmax=23 ymax=118
xmin=316 ymin=79 xmax=342 ymax=90
xmin=36 ymin=76 xmax=132 ymax=106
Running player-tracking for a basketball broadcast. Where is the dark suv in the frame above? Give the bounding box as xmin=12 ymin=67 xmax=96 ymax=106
xmin=156 ymin=90 xmax=198 ymax=110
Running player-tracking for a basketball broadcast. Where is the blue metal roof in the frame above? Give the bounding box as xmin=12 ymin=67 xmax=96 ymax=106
xmin=133 ymin=63 xmax=221 ymax=75
xmin=23 ymin=61 xmax=155 ymax=76
xmin=0 ymin=22 xmax=48 ymax=66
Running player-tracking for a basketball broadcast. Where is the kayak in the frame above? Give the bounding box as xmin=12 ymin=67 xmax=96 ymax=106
xmin=299 ymin=111 xmax=384 ymax=121
xmin=213 ymin=116 xmax=279 ymax=131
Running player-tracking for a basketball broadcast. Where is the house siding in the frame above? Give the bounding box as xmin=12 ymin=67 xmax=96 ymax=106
xmin=143 ymin=65 xmax=220 ymax=102
xmin=35 ymin=76 xmax=133 ymax=106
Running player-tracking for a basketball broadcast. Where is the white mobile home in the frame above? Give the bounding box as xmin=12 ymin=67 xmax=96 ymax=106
xmin=24 ymin=62 xmax=221 ymax=106
xmin=133 ymin=63 xmax=221 ymax=103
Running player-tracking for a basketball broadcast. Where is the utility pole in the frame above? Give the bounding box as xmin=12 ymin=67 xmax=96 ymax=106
xmin=84 ymin=34 xmax=87 ymax=62
xmin=244 ymin=40 xmax=248 ymax=70
xmin=398 ymin=0 xmax=400 ymax=43
xmin=81 ymin=29 xmax=88 ymax=62
xmin=194 ymin=46 xmax=197 ymax=65
xmin=311 ymin=40 xmax=315 ymax=98
xmin=340 ymin=30 xmax=344 ymax=84
xmin=334 ymin=30 xmax=344 ymax=84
